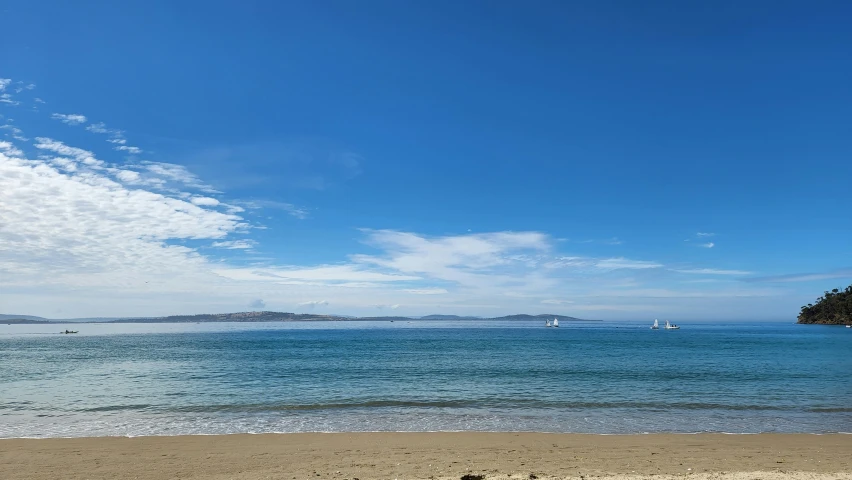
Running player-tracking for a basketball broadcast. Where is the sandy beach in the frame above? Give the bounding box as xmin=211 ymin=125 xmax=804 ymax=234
xmin=1 ymin=433 xmax=850 ymax=480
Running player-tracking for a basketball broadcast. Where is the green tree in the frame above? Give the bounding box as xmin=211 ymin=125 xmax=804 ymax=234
xmin=798 ymin=283 xmax=852 ymax=325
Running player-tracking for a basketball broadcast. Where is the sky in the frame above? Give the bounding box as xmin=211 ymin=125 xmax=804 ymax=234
xmin=1 ymin=0 xmax=851 ymax=320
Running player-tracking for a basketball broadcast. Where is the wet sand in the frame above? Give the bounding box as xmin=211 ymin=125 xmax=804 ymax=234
xmin=1 ymin=432 xmax=850 ymax=480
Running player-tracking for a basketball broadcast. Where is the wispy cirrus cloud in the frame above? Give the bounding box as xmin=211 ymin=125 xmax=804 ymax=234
xmin=743 ymin=268 xmax=852 ymax=283
xmin=544 ymin=256 xmax=662 ymax=271
xmin=50 ymin=113 xmax=87 ymax=125
xmin=595 ymin=257 xmax=662 ymax=270
xmin=541 ymin=299 xmax=574 ymax=305
xmin=211 ymin=240 xmax=256 ymax=250
xmin=140 ymin=161 xmax=218 ymax=193
xmin=404 ymin=288 xmax=448 ymax=295
xmin=0 ymin=93 xmax=21 ymax=106
xmin=85 ymin=122 xmax=109 ymax=133
xmin=237 ymin=199 xmax=309 ymax=219
xmin=299 ymin=300 xmax=329 ymax=308
xmin=115 ymin=145 xmax=143 ymax=154
xmin=0 ymin=124 xmax=28 ymax=141
xmin=674 ymin=268 xmax=751 ymax=275
xmin=373 ymin=304 xmax=400 ymax=310
xmin=686 ymin=233 xmax=718 ymax=248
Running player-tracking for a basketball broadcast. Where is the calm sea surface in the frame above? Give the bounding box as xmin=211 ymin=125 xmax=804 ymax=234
xmin=1 ymin=320 xmax=850 ymax=438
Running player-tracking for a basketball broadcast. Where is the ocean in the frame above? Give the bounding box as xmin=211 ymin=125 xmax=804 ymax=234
xmin=1 ymin=320 xmax=850 ymax=438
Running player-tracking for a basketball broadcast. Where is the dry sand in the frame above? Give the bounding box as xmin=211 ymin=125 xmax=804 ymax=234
xmin=1 ymin=433 xmax=850 ymax=480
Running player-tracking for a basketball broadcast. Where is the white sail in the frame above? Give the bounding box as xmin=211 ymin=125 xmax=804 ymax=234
xmin=553 ymin=318 xmax=559 ymax=327
xmin=651 ymin=319 xmax=659 ymax=329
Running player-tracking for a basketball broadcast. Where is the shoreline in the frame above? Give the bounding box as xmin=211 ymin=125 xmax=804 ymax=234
xmin=4 ymin=430 xmax=852 ymax=439
xmin=2 ymin=432 xmax=850 ymax=479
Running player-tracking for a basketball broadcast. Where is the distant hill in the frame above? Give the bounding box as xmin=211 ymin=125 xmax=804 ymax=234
xmin=0 ymin=314 xmax=48 ymax=321
xmin=492 ymin=314 xmax=596 ymax=322
xmin=798 ymin=284 xmax=852 ymax=325
xmin=351 ymin=316 xmax=413 ymax=322
xmin=2 ymin=311 xmax=597 ymax=324
xmin=1 ymin=318 xmax=55 ymax=324
xmin=109 ymin=311 xmax=348 ymax=323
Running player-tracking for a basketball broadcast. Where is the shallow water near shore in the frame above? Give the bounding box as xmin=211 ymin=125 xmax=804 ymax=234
xmin=1 ymin=320 xmax=850 ymax=438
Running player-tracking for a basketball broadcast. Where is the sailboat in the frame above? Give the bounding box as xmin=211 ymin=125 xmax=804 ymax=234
xmin=651 ymin=319 xmax=659 ymax=330
xmin=545 ymin=319 xmax=552 ymax=327
xmin=553 ymin=318 xmax=559 ymax=328
xmin=664 ymin=320 xmax=680 ymax=330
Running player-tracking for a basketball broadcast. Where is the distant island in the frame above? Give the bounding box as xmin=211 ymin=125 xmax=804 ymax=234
xmin=797 ymin=283 xmax=852 ymax=325
xmin=1 ymin=311 xmax=597 ymax=324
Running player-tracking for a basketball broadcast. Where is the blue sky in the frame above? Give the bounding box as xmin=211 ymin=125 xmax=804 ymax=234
xmin=1 ymin=0 xmax=850 ymax=319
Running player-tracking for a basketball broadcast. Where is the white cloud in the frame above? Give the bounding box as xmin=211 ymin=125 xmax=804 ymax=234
xmin=142 ymin=161 xmax=217 ymax=192
xmin=50 ymin=113 xmax=87 ymax=125
xmin=239 ymin=200 xmax=309 ymax=219
xmin=113 ymin=169 xmax=142 ymax=183
xmin=541 ymin=299 xmax=574 ymax=305
xmin=211 ymin=240 xmax=256 ymax=250
xmin=115 ymin=145 xmax=143 ymax=154
xmin=373 ymin=304 xmax=400 ymax=310
xmin=248 ymin=299 xmax=266 ymax=309
xmin=355 ymin=229 xmax=550 ymax=271
xmin=0 ymin=140 xmax=24 ymax=157
xmin=0 ymin=93 xmax=20 ymax=106
xmin=544 ymin=256 xmax=662 ymax=271
xmin=404 ymin=288 xmax=448 ymax=295
xmin=0 ymin=79 xmax=10 ymax=91
xmin=595 ymin=257 xmax=663 ymax=270
xmin=299 ymin=300 xmax=329 ymax=308
xmin=0 ymin=125 xmax=28 ymax=141
xmin=108 ymin=137 xmax=127 ymax=145
xmin=699 ymin=242 xmax=715 ymax=248
xmin=0 ymin=145 xmax=245 ymax=300
xmin=191 ymin=196 xmax=220 ymax=206
xmin=674 ymin=268 xmax=751 ymax=275
xmin=34 ymin=97 xmax=46 ymax=104
xmin=34 ymin=137 xmax=105 ymax=168
xmin=86 ymin=122 xmax=109 ymax=133
xmin=697 ymin=232 xmax=715 ymax=237
xmin=743 ymin=268 xmax=852 ymax=283
xmin=214 ymin=264 xmax=419 ymax=283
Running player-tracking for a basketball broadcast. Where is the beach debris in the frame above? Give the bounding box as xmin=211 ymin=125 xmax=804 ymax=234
xmin=529 ymin=475 xmax=538 ymax=479
xmin=460 ymin=475 xmax=484 ymax=480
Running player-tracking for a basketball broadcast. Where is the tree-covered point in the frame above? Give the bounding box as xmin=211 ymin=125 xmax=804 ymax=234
xmin=797 ymin=283 xmax=852 ymax=324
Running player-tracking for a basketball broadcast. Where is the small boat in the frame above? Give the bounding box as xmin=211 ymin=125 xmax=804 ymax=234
xmin=664 ymin=320 xmax=680 ymax=330
xmin=545 ymin=320 xmax=551 ymax=327
xmin=651 ymin=319 xmax=659 ymax=330
xmin=847 ymin=325 xmax=851 ymax=328
xmin=553 ymin=318 xmax=559 ymax=328
xmin=61 ymin=330 xmax=78 ymax=334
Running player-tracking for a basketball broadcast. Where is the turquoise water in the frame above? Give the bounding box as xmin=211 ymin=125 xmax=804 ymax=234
xmin=1 ymin=321 xmax=850 ymax=438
